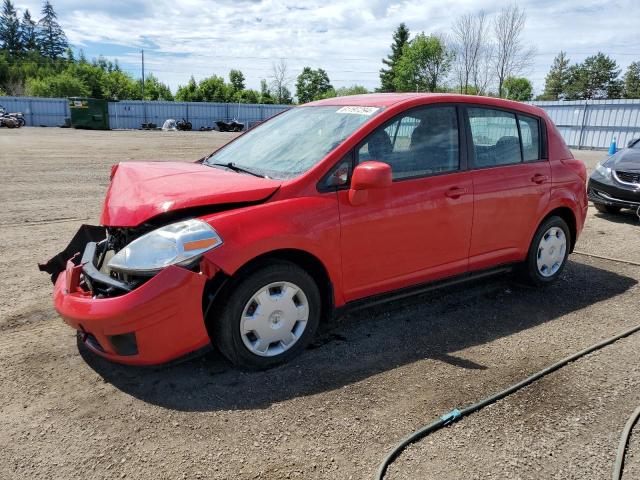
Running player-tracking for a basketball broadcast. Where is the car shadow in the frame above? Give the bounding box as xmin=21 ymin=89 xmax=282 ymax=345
xmin=594 ymin=209 xmax=640 ymax=225
xmin=80 ymin=259 xmax=637 ymax=411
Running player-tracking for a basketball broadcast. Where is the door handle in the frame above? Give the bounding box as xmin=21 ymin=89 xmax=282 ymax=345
xmin=445 ymin=187 xmax=467 ymax=199
xmin=531 ymin=174 xmax=548 ymax=184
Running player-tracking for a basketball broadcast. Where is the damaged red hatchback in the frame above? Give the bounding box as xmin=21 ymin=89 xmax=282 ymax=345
xmin=41 ymin=94 xmax=588 ymax=368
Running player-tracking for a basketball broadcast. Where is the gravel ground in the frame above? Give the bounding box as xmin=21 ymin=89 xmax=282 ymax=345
xmin=0 ymin=129 xmax=638 ymax=480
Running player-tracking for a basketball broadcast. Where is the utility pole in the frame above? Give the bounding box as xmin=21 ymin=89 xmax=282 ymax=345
xmin=141 ymin=49 xmax=145 ymax=99
xmin=141 ymin=49 xmax=147 ymax=124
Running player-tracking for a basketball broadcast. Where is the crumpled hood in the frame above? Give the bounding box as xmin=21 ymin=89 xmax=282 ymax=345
xmin=100 ymin=161 xmax=281 ymax=227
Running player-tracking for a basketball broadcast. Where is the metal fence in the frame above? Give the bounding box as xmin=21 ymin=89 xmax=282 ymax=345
xmin=108 ymin=101 xmax=290 ymax=130
xmin=0 ymin=96 xmax=290 ymax=130
xmin=0 ymin=96 xmax=70 ymax=127
xmin=529 ymin=99 xmax=640 ymax=150
xmin=3 ymin=96 xmax=640 ymax=150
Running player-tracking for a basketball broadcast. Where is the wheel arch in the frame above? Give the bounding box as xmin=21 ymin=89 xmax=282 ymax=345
xmin=540 ymin=206 xmax=577 ymax=252
xmin=203 ymin=248 xmax=335 ymax=331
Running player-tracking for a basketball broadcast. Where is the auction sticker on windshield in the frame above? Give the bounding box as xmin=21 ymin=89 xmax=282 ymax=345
xmin=336 ymin=106 xmax=379 ymax=115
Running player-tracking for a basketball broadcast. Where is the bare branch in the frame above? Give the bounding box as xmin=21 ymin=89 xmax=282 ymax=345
xmin=452 ymin=11 xmax=492 ymax=95
xmin=492 ymin=4 xmax=536 ymax=97
xmin=270 ymin=58 xmax=292 ymax=103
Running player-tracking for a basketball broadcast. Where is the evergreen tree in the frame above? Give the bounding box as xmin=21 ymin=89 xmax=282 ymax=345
xmin=623 ymin=61 xmax=640 ymax=99
xmin=20 ymin=9 xmax=37 ymax=52
xmin=379 ymin=23 xmax=409 ymax=92
xmin=37 ymin=1 xmax=68 ymax=59
xmin=0 ymin=0 xmax=22 ymax=56
xmin=565 ymin=52 xmax=622 ymax=100
xmin=541 ymin=51 xmax=570 ymax=100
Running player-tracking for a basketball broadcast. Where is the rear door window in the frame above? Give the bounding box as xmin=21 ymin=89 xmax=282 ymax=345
xmin=468 ymin=108 xmax=522 ymax=167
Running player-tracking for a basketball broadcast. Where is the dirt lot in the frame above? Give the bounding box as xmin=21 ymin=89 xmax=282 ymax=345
xmin=0 ymin=128 xmax=639 ymax=480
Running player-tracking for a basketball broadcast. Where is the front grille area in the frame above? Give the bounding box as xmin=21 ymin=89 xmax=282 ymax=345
xmin=616 ymin=170 xmax=640 ymax=185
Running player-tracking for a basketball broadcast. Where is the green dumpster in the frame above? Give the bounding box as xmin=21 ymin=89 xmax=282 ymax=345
xmin=68 ymin=97 xmax=110 ymax=130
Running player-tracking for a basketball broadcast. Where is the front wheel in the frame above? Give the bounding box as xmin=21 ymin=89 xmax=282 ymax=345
xmin=212 ymin=261 xmax=321 ymax=369
xmin=520 ymin=216 xmax=571 ymax=286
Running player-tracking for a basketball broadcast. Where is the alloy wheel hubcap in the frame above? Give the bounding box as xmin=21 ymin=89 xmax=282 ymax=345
xmin=240 ymin=281 xmax=309 ymax=357
xmin=536 ymin=227 xmax=567 ymax=277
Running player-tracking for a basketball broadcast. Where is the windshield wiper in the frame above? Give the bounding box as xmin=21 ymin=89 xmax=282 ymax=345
xmin=208 ymin=162 xmax=267 ymax=178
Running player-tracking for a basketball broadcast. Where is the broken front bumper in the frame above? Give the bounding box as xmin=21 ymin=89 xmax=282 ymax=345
xmin=46 ymin=229 xmax=213 ymax=366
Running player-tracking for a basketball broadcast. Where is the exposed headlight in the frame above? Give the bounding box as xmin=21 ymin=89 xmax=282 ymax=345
xmin=595 ymin=161 xmax=612 ymax=179
xmin=108 ymin=219 xmax=222 ymax=275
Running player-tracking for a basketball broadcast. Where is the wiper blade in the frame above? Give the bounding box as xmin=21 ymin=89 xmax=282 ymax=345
xmin=208 ymin=162 xmax=266 ymax=178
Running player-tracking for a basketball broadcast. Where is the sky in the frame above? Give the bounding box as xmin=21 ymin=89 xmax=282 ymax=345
xmin=14 ymin=0 xmax=640 ymax=96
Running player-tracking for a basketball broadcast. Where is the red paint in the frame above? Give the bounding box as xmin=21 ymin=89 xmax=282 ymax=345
xmin=101 ymin=161 xmax=281 ymax=227
xmin=54 ymin=265 xmax=210 ymax=365
xmin=52 ymin=94 xmax=587 ymax=365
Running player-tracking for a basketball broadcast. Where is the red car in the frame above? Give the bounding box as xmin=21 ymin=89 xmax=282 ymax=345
xmin=40 ymin=94 xmax=587 ymax=368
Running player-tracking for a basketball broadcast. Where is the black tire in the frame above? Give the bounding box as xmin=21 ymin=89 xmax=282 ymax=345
xmin=594 ymin=203 xmax=621 ymax=214
xmin=212 ymin=261 xmax=321 ymax=369
xmin=520 ymin=216 xmax=571 ymax=286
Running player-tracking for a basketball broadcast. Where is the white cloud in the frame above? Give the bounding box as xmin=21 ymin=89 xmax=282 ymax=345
xmin=14 ymin=0 xmax=640 ymax=95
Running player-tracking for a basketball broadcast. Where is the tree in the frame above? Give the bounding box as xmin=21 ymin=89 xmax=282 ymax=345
xmin=270 ymin=59 xmax=293 ymax=104
xmin=259 ymin=78 xmax=274 ymax=104
xmin=452 ymin=12 xmax=489 ymax=94
xmin=393 ymin=33 xmax=453 ymax=92
xmin=139 ymin=73 xmax=173 ymax=100
xmin=102 ymin=70 xmax=140 ymax=100
xmin=503 ymin=76 xmax=532 ymax=101
xmin=233 ymin=89 xmax=258 ymax=104
xmin=228 ymin=69 xmax=245 ymax=91
xmin=20 ymin=9 xmax=37 ymax=52
xmin=335 ymin=85 xmax=368 ymax=96
xmin=26 ymin=71 xmax=89 ymax=97
xmin=175 ymin=76 xmax=202 ymax=102
xmin=493 ymin=4 xmax=535 ymax=97
xmin=623 ymin=62 xmax=640 ymax=99
xmin=198 ymin=75 xmax=230 ymax=102
xmin=379 ymin=23 xmax=410 ymax=92
xmin=37 ymin=1 xmax=68 ymax=59
xmin=0 ymin=0 xmax=22 ymax=56
xmin=565 ymin=53 xmax=622 ymax=100
xmin=295 ymin=67 xmax=333 ymax=103
xmin=540 ymin=51 xmax=570 ymax=100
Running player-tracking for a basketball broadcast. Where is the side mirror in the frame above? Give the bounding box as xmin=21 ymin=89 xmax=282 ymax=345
xmin=349 ymin=161 xmax=392 ymax=206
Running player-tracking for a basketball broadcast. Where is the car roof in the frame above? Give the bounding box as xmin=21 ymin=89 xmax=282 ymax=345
xmin=306 ymin=93 xmax=546 ymax=117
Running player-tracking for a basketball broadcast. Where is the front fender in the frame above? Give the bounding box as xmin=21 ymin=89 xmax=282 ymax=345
xmin=200 ymin=194 xmax=345 ymax=305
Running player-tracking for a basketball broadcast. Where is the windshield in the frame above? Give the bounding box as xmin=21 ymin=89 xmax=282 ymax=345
xmin=204 ymin=105 xmax=382 ymax=179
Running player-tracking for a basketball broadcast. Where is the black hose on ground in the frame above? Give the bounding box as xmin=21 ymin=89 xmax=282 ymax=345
xmin=376 ymin=322 xmax=640 ymax=480
xmin=613 ymin=406 xmax=640 ymax=480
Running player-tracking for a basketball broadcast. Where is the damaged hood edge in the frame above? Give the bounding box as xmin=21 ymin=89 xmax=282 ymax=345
xmin=100 ymin=161 xmax=282 ymax=227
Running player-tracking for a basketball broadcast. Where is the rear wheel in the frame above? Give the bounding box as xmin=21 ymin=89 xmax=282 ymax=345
xmin=213 ymin=261 xmax=321 ymax=369
xmin=520 ymin=216 xmax=570 ymax=286
xmin=594 ymin=203 xmax=621 ymax=214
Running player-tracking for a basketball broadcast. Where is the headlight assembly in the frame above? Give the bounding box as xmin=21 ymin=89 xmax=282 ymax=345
xmin=595 ymin=160 xmax=612 ymax=179
xmin=108 ymin=219 xmax=222 ymax=275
